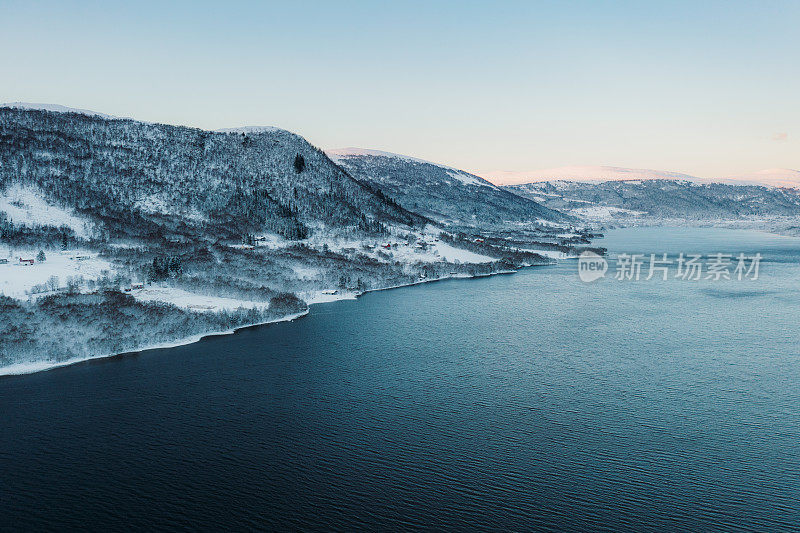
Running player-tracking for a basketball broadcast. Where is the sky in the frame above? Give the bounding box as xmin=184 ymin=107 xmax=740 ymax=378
xmin=1 ymin=0 xmax=798 ymax=179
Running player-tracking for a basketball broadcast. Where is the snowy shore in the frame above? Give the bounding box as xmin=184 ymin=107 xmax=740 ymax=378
xmin=0 ymin=310 xmax=310 ymax=377
xmin=0 ymin=268 xmax=525 ymax=377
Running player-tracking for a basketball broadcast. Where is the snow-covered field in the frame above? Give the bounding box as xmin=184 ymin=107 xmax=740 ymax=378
xmin=570 ymin=205 xmax=646 ymax=220
xmin=301 ymin=289 xmax=359 ymax=305
xmin=0 ymin=184 xmax=97 ymax=239
xmin=0 ymin=248 xmax=114 ymax=299
xmin=133 ymin=194 xmax=206 ymax=222
xmin=320 ymin=236 xmax=495 ymax=264
xmin=516 ymin=248 xmax=571 ymax=260
xmin=132 ymin=287 xmax=271 ymax=312
xmin=299 ymin=225 xmax=496 ymax=265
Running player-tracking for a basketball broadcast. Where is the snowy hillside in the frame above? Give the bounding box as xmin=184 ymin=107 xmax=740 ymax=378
xmin=328 ymin=148 xmax=572 ymax=232
xmin=0 ymin=106 xmax=579 ymax=373
xmin=0 ymin=107 xmax=426 ymax=243
xmin=0 ymin=184 xmax=98 ymax=239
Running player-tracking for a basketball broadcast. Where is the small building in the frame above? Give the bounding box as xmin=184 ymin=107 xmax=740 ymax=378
xmin=474 ymin=238 xmax=485 ymax=243
xmin=131 ymin=282 xmax=144 ymax=290
xmin=19 ymin=258 xmax=34 ymax=266
xmin=321 ymin=289 xmax=338 ymax=295
xmin=0 ymin=258 xmax=8 ymax=265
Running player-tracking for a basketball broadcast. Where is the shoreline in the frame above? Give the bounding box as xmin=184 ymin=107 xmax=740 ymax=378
xmin=0 ymin=267 xmax=529 ymax=378
xmin=594 ymin=218 xmax=800 ymax=238
xmin=0 ymin=310 xmax=311 ymax=377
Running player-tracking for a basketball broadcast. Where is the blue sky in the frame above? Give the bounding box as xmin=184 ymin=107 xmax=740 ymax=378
xmin=1 ymin=0 xmax=798 ymax=177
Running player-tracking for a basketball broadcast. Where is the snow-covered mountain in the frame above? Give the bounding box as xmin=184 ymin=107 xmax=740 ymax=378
xmin=1 ymin=101 xmax=120 ymax=119
xmin=1 ymin=107 xmax=570 ymax=372
xmin=328 ymin=148 xmax=572 ymax=231
xmin=216 ymin=126 xmax=287 ymax=134
xmin=1 ymin=107 xmax=428 ymax=243
xmin=483 ymin=166 xmax=700 ymax=186
xmin=484 ymin=165 xmax=800 ymax=190
xmin=720 ymin=169 xmax=800 ymax=189
xmin=506 ymin=179 xmax=800 ymax=226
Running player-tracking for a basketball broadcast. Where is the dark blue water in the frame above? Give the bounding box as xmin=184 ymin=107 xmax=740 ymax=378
xmin=2 ymin=228 xmax=800 ymax=531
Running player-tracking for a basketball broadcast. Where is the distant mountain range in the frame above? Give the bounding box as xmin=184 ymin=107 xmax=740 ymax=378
xmin=506 ymin=179 xmax=800 ymax=229
xmin=482 ymin=165 xmax=800 ymax=189
xmin=719 ymin=169 xmax=800 ymax=189
xmin=484 ymin=166 xmax=699 ymax=185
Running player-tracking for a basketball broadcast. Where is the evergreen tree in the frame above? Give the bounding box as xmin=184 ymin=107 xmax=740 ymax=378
xmin=293 ymin=154 xmax=306 ymax=173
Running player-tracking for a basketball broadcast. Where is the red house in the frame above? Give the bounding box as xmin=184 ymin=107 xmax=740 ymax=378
xmin=19 ymin=258 xmax=34 ymax=266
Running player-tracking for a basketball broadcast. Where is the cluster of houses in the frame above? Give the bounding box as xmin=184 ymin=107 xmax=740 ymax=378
xmin=378 ymin=236 xmax=442 ymax=252
xmin=123 ymin=282 xmax=145 ymax=293
xmin=0 ymin=253 xmax=97 ymax=267
xmin=1 ymin=257 xmax=37 ymax=266
xmin=0 ymin=256 xmax=36 ymax=266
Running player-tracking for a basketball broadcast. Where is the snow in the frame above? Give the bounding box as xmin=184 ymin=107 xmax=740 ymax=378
xmin=216 ymin=126 xmax=288 ymax=134
xmin=570 ymin=205 xmax=646 ymax=220
xmin=0 ymin=309 xmax=309 ymax=377
xmin=481 ymin=166 xmax=702 ymax=186
xmin=290 ymin=265 xmax=322 ymax=280
xmin=430 ymin=241 xmax=494 ymax=263
xmin=134 ymin=194 xmax=206 ymax=221
xmin=0 ymin=184 xmax=97 ymax=238
xmin=253 ymin=233 xmax=293 ymax=250
xmin=517 ymin=248 xmax=569 ymax=259
xmin=300 ymin=225 xmax=496 ymax=265
xmin=327 ymin=147 xmax=436 ymax=165
xmin=1 ymin=102 xmax=118 ymax=119
xmin=132 ymin=287 xmax=270 ymax=312
xmin=445 ymin=170 xmax=497 ymax=189
xmin=0 ymin=248 xmax=115 ymax=299
xmin=532 ymin=218 xmax=570 ymax=229
xmin=326 ymin=147 xmax=463 ymax=173
xmin=719 ymin=168 xmax=800 ymax=189
xmin=301 ymin=290 xmax=359 ymax=305
xmin=484 ymin=165 xmax=800 ymax=189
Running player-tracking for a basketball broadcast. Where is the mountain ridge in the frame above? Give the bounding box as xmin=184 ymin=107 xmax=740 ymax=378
xmin=482 ymin=165 xmax=800 ymax=189
xmin=328 ymin=148 xmax=573 ymax=234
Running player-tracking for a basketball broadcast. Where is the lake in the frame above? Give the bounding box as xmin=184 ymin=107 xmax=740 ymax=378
xmin=2 ymin=227 xmax=800 ymax=531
